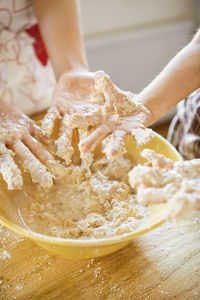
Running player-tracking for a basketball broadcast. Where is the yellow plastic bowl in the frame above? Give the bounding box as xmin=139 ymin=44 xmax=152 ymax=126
xmin=0 ymin=132 xmax=182 ymax=259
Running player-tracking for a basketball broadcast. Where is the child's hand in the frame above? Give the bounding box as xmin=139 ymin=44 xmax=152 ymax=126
xmin=80 ymin=71 xmax=153 ymax=160
xmin=41 ymin=71 xmax=101 ymax=164
xmin=0 ymin=101 xmax=65 ymax=190
xmin=129 ymin=149 xmax=200 ymax=221
xmin=42 ymin=70 xmax=153 ymax=164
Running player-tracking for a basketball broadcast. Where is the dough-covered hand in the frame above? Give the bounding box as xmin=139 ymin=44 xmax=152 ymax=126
xmin=129 ymin=149 xmax=200 ymax=220
xmin=0 ymin=101 xmax=65 ymax=190
xmin=42 ymin=70 xmax=153 ymax=166
xmin=41 ymin=71 xmax=102 ymax=165
xmin=83 ymin=71 xmax=153 ymax=161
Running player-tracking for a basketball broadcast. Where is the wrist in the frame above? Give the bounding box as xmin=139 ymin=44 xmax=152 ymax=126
xmin=56 ymin=64 xmax=89 ymax=82
xmin=142 ymin=103 xmax=157 ymax=126
xmin=134 ymin=96 xmax=155 ymax=127
xmin=52 ymin=48 xmax=89 ymax=81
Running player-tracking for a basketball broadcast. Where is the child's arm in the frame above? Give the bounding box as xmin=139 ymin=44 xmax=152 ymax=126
xmin=135 ymin=29 xmax=200 ymax=126
xmin=30 ymin=0 xmax=157 ymax=162
xmin=33 ymin=1 xmax=200 ymax=162
xmin=32 ymin=0 xmax=88 ymax=80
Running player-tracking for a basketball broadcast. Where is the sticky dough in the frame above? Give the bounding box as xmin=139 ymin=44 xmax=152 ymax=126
xmin=129 ymin=149 xmax=200 ymax=220
xmin=63 ymin=73 xmax=153 ymax=164
xmin=13 ymin=155 xmax=149 ymax=239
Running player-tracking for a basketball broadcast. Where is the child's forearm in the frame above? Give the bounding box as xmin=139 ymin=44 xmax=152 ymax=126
xmin=32 ymin=0 xmax=88 ymax=80
xmin=136 ymin=29 xmax=200 ymax=126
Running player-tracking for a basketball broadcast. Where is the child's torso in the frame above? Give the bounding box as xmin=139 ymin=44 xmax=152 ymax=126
xmin=0 ymin=0 xmax=36 ymax=33
xmin=0 ymin=0 xmax=55 ymax=115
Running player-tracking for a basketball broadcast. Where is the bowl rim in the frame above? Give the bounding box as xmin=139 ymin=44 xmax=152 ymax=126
xmin=0 ymin=212 xmax=166 ymax=246
xmin=0 ymin=132 xmax=182 ymax=247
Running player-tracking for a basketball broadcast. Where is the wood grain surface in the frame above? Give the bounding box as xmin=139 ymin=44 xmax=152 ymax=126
xmin=0 ymin=123 xmax=200 ymax=300
xmin=0 ymin=212 xmax=200 ymax=300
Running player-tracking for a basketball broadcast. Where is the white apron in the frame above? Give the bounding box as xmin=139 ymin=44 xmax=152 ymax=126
xmin=0 ymin=0 xmax=55 ymax=115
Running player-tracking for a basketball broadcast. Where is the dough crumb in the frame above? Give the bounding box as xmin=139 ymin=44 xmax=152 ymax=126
xmin=129 ymin=150 xmax=200 ymax=220
xmin=14 ymin=155 xmax=149 ymax=239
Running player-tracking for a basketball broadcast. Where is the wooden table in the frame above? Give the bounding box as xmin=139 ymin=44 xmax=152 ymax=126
xmin=0 ymin=123 xmax=200 ymax=300
xmin=0 ymin=212 xmax=200 ymax=300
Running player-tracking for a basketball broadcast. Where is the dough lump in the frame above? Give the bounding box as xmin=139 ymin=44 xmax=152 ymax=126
xmin=129 ymin=149 xmax=200 ymax=220
xmin=14 ymin=155 xmax=149 ymax=239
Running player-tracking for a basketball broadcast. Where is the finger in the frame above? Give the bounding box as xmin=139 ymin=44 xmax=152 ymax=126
xmin=137 ymin=187 xmax=167 ymax=204
xmin=194 ymin=197 xmax=200 ymax=210
xmin=64 ymin=112 xmax=101 ymax=131
xmin=141 ymin=149 xmax=174 ymax=170
xmin=79 ymin=124 xmax=111 ymax=155
xmin=0 ymin=143 xmax=23 ymax=190
xmin=166 ymin=194 xmax=191 ymax=221
xmin=31 ymin=123 xmax=57 ymax=155
xmin=0 ymin=143 xmax=15 ymax=157
xmin=41 ymin=106 xmax=60 ymax=138
xmin=55 ymin=114 xmax=74 ymax=165
xmin=131 ymin=127 xmax=154 ymax=145
xmin=102 ymin=130 xmax=127 ymax=160
xmin=31 ymin=123 xmax=52 ymax=144
xmin=78 ymin=134 xmax=94 ymax=168
xmin=81 ymin=152 xmax=94 ymax=169
xmin=22 ymin=134 xmax=66 ymax=179
xmin=95 ymin=71 xmax=118 ymax=110
xmin=11 ymin=141 xmax=53 ymax=188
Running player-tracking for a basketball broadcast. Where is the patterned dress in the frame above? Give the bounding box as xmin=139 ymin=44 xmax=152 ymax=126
xmin=0 ymin=0 xmax=55 ymax=115
xmin=168 ymin=89 xmax=200 ymax=159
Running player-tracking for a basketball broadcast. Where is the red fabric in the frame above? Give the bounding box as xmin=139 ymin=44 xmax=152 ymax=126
xmin=26 ymin=24 xmax=48 ymax=66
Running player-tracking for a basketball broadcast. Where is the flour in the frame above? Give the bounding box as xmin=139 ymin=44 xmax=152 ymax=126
xmin=13 ymin=155 xmax=149 ymax=239
xmin=0 ymin=250 xmax=11 ymax=260
xmin=0 ymin=153 xmax=23 ymax=190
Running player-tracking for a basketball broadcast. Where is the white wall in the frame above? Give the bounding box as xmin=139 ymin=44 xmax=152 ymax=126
xmin=81 ymin=0 xmax=195 ymax=91
xmin=85 ymin=20 xmax=193 ymax=93
xmin=81 ymin=0 xmax=194 ymax=38
xmin=80 ymin=0 xmax=196 ymax=123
